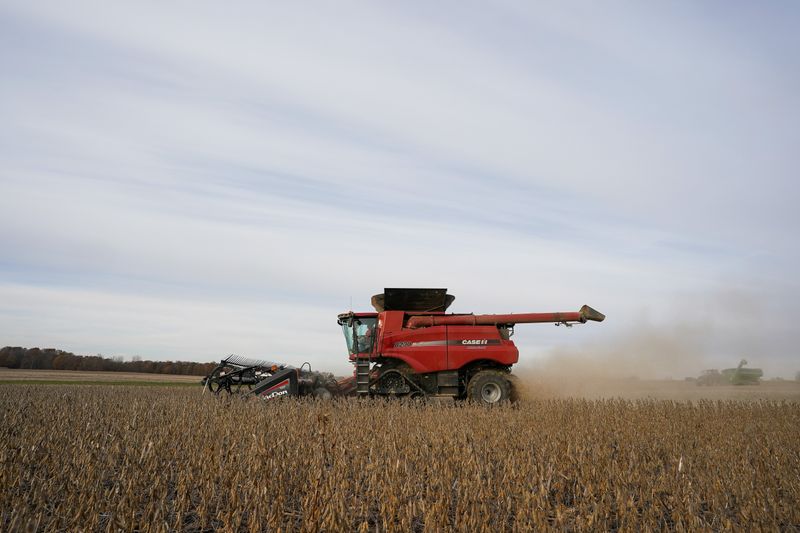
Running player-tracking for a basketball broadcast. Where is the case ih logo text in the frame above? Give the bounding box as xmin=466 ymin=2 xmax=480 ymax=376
xmin=462 ymin=339 xmax=488 ymax=345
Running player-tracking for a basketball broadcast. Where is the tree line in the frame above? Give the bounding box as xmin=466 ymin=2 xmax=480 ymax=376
xmin=0 ymin=347 xmax=217 ymax=376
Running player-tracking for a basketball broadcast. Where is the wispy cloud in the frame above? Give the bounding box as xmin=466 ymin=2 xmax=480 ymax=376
xmin=1 ymin=2 xmax=797 ymax=375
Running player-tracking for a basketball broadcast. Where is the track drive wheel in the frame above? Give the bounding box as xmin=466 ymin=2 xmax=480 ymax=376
xmin=467 ymin=370 xmax=512 ymax=405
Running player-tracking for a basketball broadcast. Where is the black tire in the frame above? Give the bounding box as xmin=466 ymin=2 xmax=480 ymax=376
xmin=467 ymin=370 xmax=512 ymax=405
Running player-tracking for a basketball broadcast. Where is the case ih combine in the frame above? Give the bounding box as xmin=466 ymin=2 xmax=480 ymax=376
xmin=204 ymin=288 xmax=605 ymax=404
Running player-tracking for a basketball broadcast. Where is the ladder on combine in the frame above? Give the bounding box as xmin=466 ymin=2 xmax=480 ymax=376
xmin=355 ymin=358 xmax=371 ymax=396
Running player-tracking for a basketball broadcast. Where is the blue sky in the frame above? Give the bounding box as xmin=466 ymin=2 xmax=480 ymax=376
xmin=1 ymin=2 xmax=798 ymax=377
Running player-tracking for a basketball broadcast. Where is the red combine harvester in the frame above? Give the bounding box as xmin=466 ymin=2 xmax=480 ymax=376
xmin=204 ymin=288 xmax=604 ymax=404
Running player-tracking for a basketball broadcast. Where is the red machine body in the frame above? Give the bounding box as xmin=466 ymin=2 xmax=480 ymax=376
xmin=346 ymin=311 xmax=518 ymax=374
xmin=339 ymin=289 xmax=604 ymax=402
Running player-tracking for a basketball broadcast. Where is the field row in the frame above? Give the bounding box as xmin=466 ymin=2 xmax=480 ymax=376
xmin=2 ymin=386 xmax=798 ymax=531
xmin=0 ymin=368 xmax=201 ymax=383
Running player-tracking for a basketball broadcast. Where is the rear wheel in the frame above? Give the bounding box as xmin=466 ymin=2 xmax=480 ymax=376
xmin=467 ymin=370 xmax=512 ymax=405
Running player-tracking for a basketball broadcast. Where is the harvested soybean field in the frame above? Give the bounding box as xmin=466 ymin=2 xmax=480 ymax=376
xmin=0 ymin=368 xmax=201 ymax=385
xmin=2 ymin=385 xmax=799 ymax=532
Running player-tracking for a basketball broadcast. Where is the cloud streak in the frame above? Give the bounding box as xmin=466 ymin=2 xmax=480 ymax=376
xmin=1 ymin=2 xmax=798 ymax=375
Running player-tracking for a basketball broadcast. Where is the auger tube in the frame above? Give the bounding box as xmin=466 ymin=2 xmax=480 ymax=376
xmin=405 ymin=305 xmax=605 ymax=328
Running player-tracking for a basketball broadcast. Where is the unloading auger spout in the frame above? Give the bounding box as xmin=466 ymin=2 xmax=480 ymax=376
xmin=405 ymin=305 xmax=605 ymax=328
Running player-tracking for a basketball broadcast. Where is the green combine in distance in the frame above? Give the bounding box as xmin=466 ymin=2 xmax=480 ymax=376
xmin=697 ymin=359 xmax=763 ymax=386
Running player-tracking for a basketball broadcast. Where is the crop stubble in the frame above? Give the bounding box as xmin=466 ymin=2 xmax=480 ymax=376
xmin=1 ymin=385 xmax=798 ymax=531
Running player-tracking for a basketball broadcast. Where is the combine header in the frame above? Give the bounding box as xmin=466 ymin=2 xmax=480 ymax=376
xmin=204 ymin=288 xmax=604 ymax=404
xmin=203 ymin=354 xmax=347 ymax=399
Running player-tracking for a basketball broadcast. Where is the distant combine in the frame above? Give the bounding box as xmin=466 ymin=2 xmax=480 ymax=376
xmin=697 ymin=359 xmax=763 ymax=386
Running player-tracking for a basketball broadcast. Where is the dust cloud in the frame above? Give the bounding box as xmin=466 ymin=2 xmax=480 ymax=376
xmin=535 ymin=322 xmax=710 ymax=381
xmin=508 ymin=288 xmax=800 ymax=400
xmin=513 ymin=313 xmax=798 ymax=401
